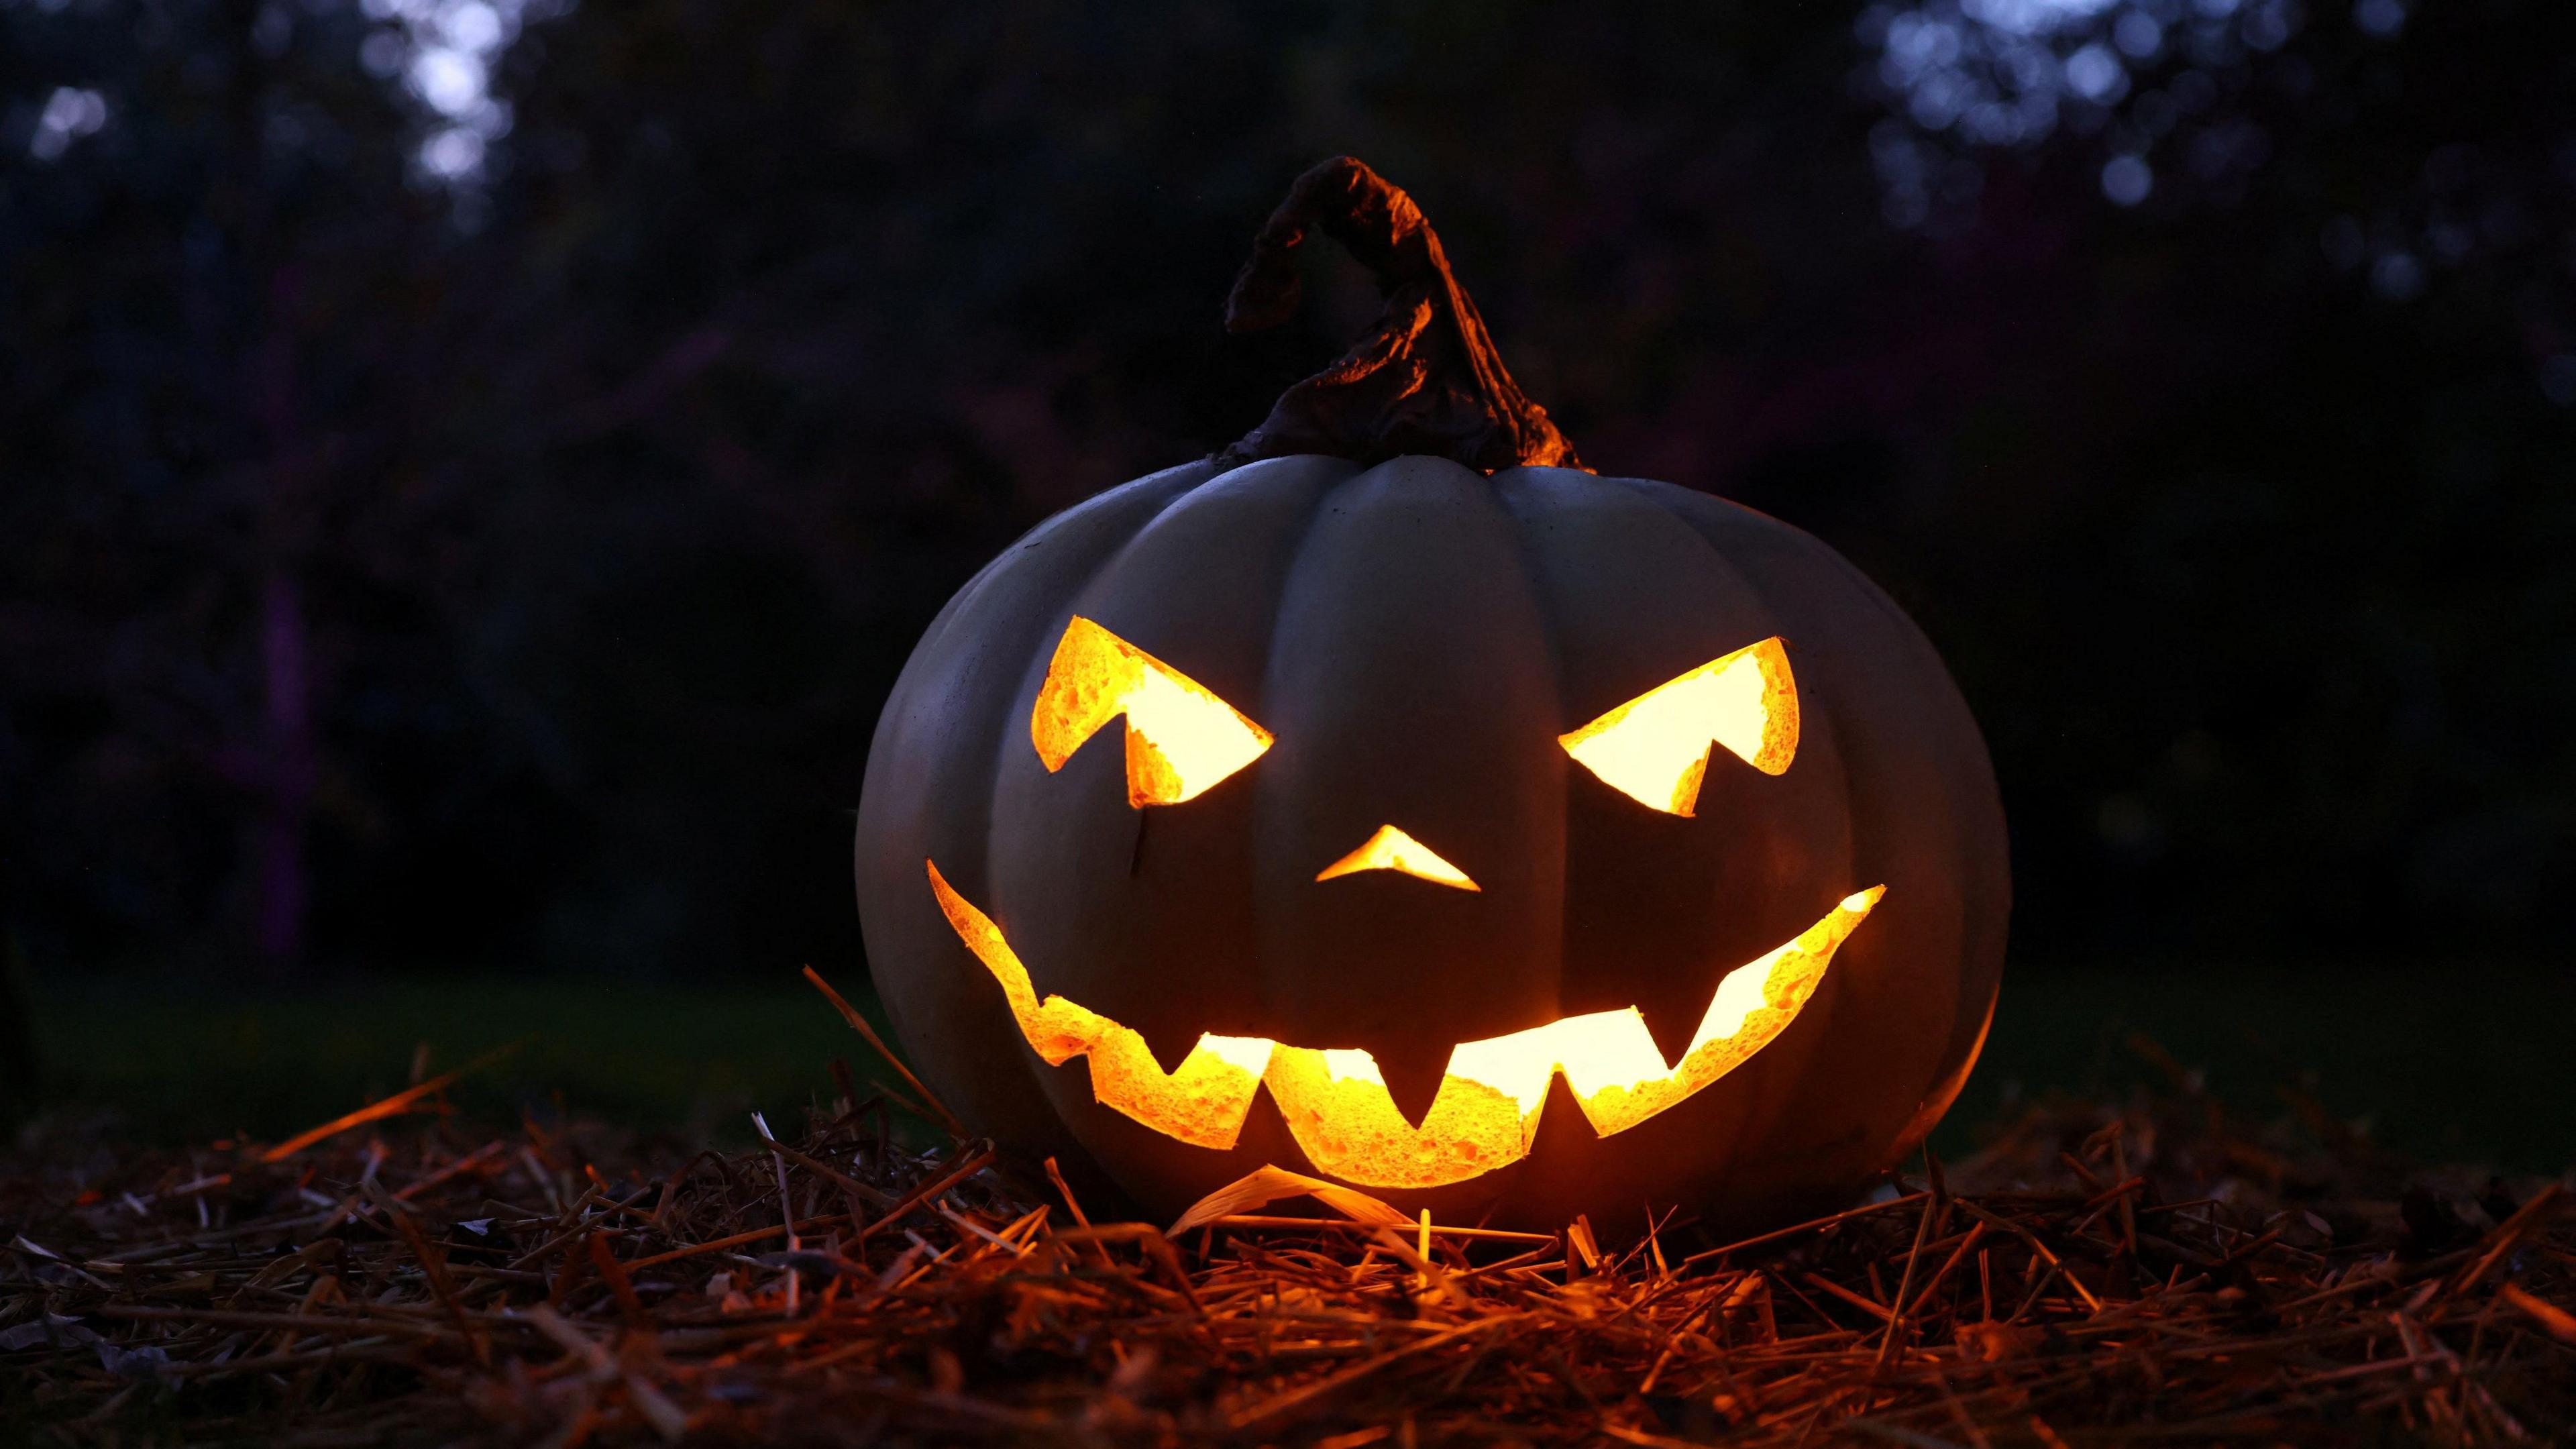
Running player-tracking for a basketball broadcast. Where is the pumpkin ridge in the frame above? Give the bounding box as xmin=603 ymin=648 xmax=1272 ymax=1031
xmin=1493 ymin=467 xmax=1842 ymax=1057
xmin=1246 ymin=455 xmax=1568 ymax=1073
xmin=855 ymin=460 xmax=1215 ymax=1162
xmin=1725 ymin=508 xmax=2003 ymax=1108
xmin=976 ymin=468 xmax=1220 ymax=877
xmin=1053 ymin=455 xmax=1354 ymax=735
xmin=1627 ymin=476 xmax=2006 ymax=1155
xmin=1611 ymin=474 xmax=1870 ymax=1069
xmin=989 ymin=457 xmax=1354 ymax=1065
xmin=946 ymin=467 xmax=1215 ymax=1118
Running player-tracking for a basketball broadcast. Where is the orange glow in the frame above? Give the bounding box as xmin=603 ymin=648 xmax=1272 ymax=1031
xmin=928 ymin=861 xmax=1271 ymax=1149
xmin=1265 ymin=1045 xmax=1529 ymax=1187
xmin=1030 ymin=616 xmax=1273 ymax=806
xmin=1315 ymin=824 xmax=1481 ymax=891
xmin=1558 ymin=637 xmax=1799 ymax=815
xmin=926 ymin=859 xmax=1880 ymax=1189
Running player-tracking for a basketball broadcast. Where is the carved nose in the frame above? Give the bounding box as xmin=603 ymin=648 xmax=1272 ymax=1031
xmin=1314 ymin=824 xmax=1480 ymax=892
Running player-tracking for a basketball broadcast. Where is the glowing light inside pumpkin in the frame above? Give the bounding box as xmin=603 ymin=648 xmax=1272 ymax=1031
xmin=927 ymin=861 xmax=1272 ymax=1149
xmin=1558 ymin=637 xmax=1799 ymax=815
xmin=926 ymin=859 xmax=1880 ymax=1189
xmin=1030 ymin=616 xmax=1274 ymax=806
xmin=1315 ymin=824 xmax=1481 ymax=891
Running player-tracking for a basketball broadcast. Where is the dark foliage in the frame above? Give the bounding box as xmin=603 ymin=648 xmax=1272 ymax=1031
xmin=5 ymin=0 xmax=2574 ymax=981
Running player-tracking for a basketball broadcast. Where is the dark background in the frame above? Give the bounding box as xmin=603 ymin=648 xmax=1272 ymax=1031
xmin=5 ymin=0 xmax=2572 ymax=1028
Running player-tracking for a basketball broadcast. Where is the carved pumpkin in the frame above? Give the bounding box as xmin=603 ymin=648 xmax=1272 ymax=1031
xmin=856 ymin=160 xmax=2007 ymax=1235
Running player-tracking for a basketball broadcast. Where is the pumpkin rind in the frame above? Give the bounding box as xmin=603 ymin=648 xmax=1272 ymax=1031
xmin=855 ymin=455 xmax=2006 ymax=1234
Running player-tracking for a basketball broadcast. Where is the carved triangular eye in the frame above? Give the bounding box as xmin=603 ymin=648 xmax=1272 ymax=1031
xmin=1558 ymin=637 xmax=1799 ymax=816
xmin=1030 ymin=616 xmax=1275 ymax=807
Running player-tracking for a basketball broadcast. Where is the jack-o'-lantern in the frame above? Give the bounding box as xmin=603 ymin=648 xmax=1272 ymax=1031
xmin=855 ymin=159 xmax=2007 ymax=1236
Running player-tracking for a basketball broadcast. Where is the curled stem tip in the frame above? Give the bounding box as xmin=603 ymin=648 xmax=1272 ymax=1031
xmin=1218 ymin=156 xmax=1585 ymax=474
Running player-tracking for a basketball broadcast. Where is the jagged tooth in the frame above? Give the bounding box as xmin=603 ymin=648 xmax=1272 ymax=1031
xmin=1231 ymin=1077 xmax=1304 ymax=1169
xmin=1137 ymin=1020 xmax=1205 ymax=1077
xmin=1635 ymin=975 xmax=1711 ymax=1071
xmin=1371 ymin=1039 xmax=1455 ymax=1131
xmin=1523 ymin=1069 xmax=1609 ymax=1165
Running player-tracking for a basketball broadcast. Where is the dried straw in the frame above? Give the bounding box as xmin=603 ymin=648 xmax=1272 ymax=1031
xmin=3 ymin=1024 xmax=2570 ymax=1445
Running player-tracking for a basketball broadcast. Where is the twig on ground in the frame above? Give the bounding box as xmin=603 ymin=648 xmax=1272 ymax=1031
xmin=5 ymin=1048 xmax=2571 ymax=1444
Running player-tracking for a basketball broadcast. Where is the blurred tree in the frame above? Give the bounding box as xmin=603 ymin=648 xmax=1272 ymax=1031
xmin=3 ymin=0 xmax=2571 ymax=983
xmin=1 ymin=0 xmax=474 ymax=978
xmin=1839 ymin=0 xmax=2576 ymax=950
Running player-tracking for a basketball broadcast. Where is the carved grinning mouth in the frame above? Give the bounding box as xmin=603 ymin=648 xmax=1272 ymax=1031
xmin=926 ymin=860 xmax=1883 ymax=1191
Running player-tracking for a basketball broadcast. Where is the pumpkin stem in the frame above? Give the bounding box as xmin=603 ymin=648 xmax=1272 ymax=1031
xmin=1216 ymin=157 xmax=1587 ymax=474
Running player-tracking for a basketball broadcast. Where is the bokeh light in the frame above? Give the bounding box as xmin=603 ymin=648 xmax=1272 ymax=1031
xmin=354 ymin=0 xmax=574 ymax=188
xmin=1858 ymin=0 xmax=2300 ymax=231
xmin=26 ymin=85 xmax=108 ymax=162
xmin=2100 ymin=152 xmax=2153 ymax=205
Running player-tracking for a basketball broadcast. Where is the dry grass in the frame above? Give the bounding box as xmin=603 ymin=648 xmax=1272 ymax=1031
xmin=3 ymin=990 xmax=2571 ymax=1446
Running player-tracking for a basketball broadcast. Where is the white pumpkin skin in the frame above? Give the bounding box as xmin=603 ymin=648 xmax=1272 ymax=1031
xmin=855 ymin=453 xmax=2006 ymax=1235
